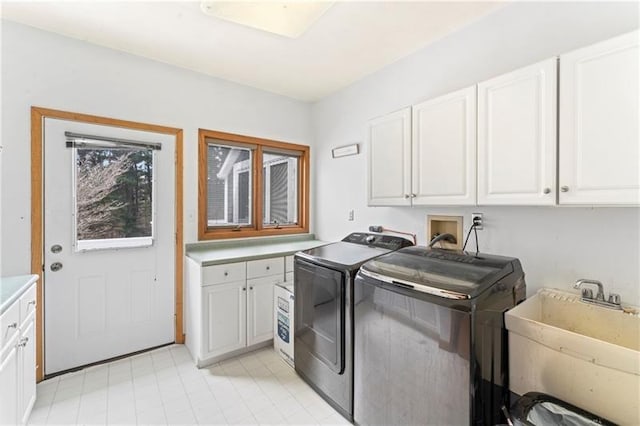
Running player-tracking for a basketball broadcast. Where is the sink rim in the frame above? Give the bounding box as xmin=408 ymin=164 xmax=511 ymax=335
xmin=506 ymin=288 xmax=640 ymax=376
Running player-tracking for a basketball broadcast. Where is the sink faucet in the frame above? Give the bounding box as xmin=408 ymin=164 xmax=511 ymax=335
xmin=573 ymin=279 xmax=622 ymax=310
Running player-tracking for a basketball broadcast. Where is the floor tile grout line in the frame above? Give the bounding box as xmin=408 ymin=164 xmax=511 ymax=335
xmin=128 ymin=353 xmax=138 ymax=425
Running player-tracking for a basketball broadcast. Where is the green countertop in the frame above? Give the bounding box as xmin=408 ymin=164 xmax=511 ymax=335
xmin=186 ymin=234 xmax=327 ymax=266
xmin=0 ymin=274 xmax=39 ymax=315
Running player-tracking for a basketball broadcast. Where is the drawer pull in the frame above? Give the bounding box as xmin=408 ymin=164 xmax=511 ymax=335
xmin=250 ymin=286 xmax=254 ymax=290
xmin=7 ymin=322 xmax=17 ymax=329
xmin=266 ymin=266 xmax=270 ymax=270
xmin=242 ymin=287 xmax=246 ymax=291
xmin=224 ymin=272 xmax=229 ymax=277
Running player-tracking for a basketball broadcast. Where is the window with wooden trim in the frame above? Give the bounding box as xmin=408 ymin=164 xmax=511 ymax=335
xmin=199 ymin=129 xmax=309 ymax=240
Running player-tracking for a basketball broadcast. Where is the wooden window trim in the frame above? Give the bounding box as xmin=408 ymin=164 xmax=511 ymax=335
xmin=198 ymin=129 xmax=310 ymax=240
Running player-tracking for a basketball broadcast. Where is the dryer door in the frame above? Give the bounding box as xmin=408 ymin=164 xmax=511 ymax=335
xmin=294 ymin=258 xmax=345 ymax=374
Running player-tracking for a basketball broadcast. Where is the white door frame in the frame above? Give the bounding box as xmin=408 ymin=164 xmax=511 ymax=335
xmin=31 ymin=106 xmax=184 ymax=381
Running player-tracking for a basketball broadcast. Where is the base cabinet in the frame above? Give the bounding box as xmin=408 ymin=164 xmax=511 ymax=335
xmin=247 ymin=276 xmax=278 ymax=346
xmin=0 ymin=282 xmax=37 ymax=425
xmin=203 ymin=282 xmax=247 ymax=359
xmin=0 ymin=345 xmax=18 ymax=425
xmin=186 ymin=257 xmax=284 ymax=366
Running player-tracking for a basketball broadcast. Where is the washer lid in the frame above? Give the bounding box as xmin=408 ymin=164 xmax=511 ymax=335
xmin=359 ymin=246 xmax=518 ymax=299
xmin=296 ymin=241 xmax=391 ymax=270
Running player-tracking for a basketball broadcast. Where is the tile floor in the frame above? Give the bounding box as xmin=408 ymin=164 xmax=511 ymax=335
xmin=28 ymin=345 xmax=351 ymax=425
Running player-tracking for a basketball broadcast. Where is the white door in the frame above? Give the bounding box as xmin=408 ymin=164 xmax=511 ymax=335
xmin=247 ymin=275 xmax=278 ymax=345
xmin=203 ymin=282 xmax=246 ymax=358
xmin=478 ymin=57 xmax=558 ymax=205
xmin=412 ymin=86 xmax=477 ymax=205
xmin=559 ymin=30 xmax=640 ymax=205
xmin=43 ymin=118 xmax=175 ymax=375
xmin=367 ymin=108 xmax=412 ymax=206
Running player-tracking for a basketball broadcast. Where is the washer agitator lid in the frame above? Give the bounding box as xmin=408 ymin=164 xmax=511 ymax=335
xmin=358 ymin=246 xmax=523 ymax=299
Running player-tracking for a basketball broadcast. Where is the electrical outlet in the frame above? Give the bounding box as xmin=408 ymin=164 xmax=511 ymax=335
xmin=348 ymin=209 xmax=354 ymax=221
xmin=471 ymin=212 xmax=483 ymax=230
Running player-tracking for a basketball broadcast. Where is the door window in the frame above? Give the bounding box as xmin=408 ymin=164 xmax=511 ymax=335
xmin=74 ymin=146 xmax=154 ymax=251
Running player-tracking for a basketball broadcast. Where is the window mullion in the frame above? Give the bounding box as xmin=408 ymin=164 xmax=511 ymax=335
xmin=254 ymin=145 xmax=263 ymax=231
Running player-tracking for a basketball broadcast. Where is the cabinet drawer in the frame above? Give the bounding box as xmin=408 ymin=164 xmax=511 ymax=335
xmin=285 ymin=256 xmax=294 ymax=273
xmin=19 ymin=284 xmax=37 ymax=326
xmin=247 ymin=257 xmax=284 ymax=279
xmin=202 ymin=262 xmax=246 ymax=286
xmin=0 ymin=301 xmax=20 ymax=351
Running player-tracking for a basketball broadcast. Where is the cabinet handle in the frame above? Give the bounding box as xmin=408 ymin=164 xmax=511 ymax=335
xmin=266 ymin=266 xmax=270 ymax=270
xmin=242 ymin=287 xmax=246 ymax=291
xmin=250 ymin=286 xmax=254 ymax=290
xmin=561 ymin=186 xmax=569 ymax=192
xmin=7 ymin=322 xmax=17 ymax=329
xmin=543 ymin=187 xmax=551 ymax=194
xmin=28 ymin=300 xmax=36 ymax=307
xmin=224 ymin=272 xmax=228 ymax=276
xmin=404 ymin=194 xmax=410 ymax=199
xmin=411 ymin=193 xmax=416 ymax=198
xmin=17 ymin=337 xmax=28 ymax=348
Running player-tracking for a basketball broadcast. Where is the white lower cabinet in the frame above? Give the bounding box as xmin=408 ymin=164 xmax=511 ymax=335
xmin=247 ymin=276 xmax=278 ymax=346
xmin=203 ymin=281 xmax=247 ymax=359
xmin=186 ymin=257 xmax=284 ymax=366
xmin=0 ymin=345 xmax=18 ymax=425
xmin=0 ymin=282 xmax=37 ymax=425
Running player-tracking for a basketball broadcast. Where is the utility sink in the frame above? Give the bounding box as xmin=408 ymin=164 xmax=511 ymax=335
xmin=506 ymin=288 xmax=640 ymax=425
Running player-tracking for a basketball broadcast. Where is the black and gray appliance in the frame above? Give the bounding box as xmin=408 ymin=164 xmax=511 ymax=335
xmin=354 ymin=246 xmax=526 ymax=426
xmin=294 ymin=232 xmax=413 ymax=421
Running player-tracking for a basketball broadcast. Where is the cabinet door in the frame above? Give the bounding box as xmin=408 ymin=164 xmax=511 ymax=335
xmin=367 ymin=108 xmax=412 ymax=206
xmin=0 ymin=344 xmax=18 ymax=426
xmin=247 ymin=275 xmax=279 ymax=346
xmin=202 ymin=282 xmax=246 ymax=359
xmin=19 ymin=319 xmax=36 ymax=424
xmin=559 ymin=30 xmax=639 ymax=205
xmin=478 ymin=58 xmax=557 ymax=205
xmin=412 ymin=86 xmax=477 ymax=205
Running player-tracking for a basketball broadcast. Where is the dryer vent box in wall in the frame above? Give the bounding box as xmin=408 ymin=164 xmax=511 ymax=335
xmin=427 ymin=215 xmax=463 ymax=250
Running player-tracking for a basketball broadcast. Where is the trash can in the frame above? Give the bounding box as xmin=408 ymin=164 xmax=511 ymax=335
xmin=510 ymin=392 xmax=616 ymax=426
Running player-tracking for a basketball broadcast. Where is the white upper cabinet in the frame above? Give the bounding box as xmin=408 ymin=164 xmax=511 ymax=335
xmin=559 ymin=30 xmax=639 ymax=205
xmin=412 ymin=86 xmax=477 ymax=205
xmin=478 ymin=58 xmax=558 ymax=205
xmin=367 ymin=108 xmax=412 ymax=206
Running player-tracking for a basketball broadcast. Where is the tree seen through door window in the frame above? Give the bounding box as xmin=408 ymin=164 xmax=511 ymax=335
xmin=75 ymin=148 xmax=153 ymax=242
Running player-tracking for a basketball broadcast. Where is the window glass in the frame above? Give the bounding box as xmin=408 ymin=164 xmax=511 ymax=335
xmin=207 ymin=144 xmax=252 ymax=227
xmin=75 ymin=147 xmax=154 ymax=250
xmin=262 ymin=152 xmax=298 ymax=226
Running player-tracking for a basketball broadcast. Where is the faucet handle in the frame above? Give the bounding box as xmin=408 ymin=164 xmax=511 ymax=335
xmin=581 ymin=288 xmax=593 ymax=300
xmin=608 ymin=293 xmax=621 ymax=305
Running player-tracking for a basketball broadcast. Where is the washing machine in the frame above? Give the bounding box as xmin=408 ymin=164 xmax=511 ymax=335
xmin=274 ymin=282 xmax=294 ymax=367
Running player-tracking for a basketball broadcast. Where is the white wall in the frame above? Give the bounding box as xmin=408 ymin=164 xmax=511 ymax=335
xmin=0 ymin=20 xmax=312 ymax=276
xmin=311 ymin=2 xmax=640 ymax=304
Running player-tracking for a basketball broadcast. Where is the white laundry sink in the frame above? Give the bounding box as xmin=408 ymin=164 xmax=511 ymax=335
xmin=506 ymin=288 xmax=640 ymax=425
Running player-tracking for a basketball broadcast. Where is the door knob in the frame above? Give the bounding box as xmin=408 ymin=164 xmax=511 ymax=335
xmin=51 ymin=244 xmax=62 ymax=253
xmin=50 ymin=262 xmax=63 ymax=272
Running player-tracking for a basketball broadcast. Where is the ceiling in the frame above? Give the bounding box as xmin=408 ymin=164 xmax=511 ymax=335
xmin=1 ymin=1 xmax=505 ymax=101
